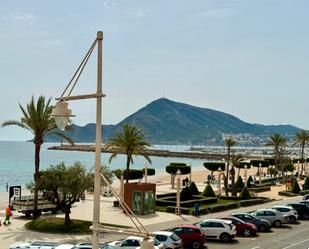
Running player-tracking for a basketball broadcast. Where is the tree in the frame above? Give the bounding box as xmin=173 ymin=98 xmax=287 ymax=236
xmin=230 ymin=154 xmax=243 ymax=196
xmin=294 ymin=130 xmax=309 ymax=175
xmin=224 ymin=137 xmax=236 ymax=196
xmin=37 ymin=162 xmax=93 ymax=224
xmin=291 ymin=179 xmax=301 ymax=194
xmin=202 ymin=183 xmax=216 ymax=197
xmin=239 ymin=186 xmax=251 ymax=200
xmin=247 ymin=176 xmax=254 ymax=188
xmin=166 ymin=163 xmax=191 ymax=188
xmin=203 ymin=162 xmax=225 ymax=178
xmin=106 ymin=124 xmax=152 ymax=183
xmin=188 ymin=181 xmax=200 ymax=195
xmin=113 ymin=169 xmax=143 ymax=180
xmin=1 ymin=96 xmax=73 ymax=217
xmin=180 ymin=187 xmax=193 ymax=201
xmin=303 ymin=177 xmax=309 ymax=190
xmin=236 ymin=176 xmax=245 ymax=190
xmin=265 ymin=133 xmax=287 ymax=181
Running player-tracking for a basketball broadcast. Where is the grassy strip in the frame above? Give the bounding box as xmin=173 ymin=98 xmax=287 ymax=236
xmin=25 ymin=217 xmax=132 ymax=234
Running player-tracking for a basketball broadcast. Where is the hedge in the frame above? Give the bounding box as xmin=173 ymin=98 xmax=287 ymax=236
xmin=291 ymin=179 xmax=301 ymax=194
xmin=166 ymin=163 xmax=191 ymax=175
xmin=188 ymin=182 xmax=200 ymax=195
xmin=278 ymin=191 xmax=299 ymax=197
xmin=203 ymin=162 xmax=225 ymax=172
xmin=142 ymin=168 xmax=155 ymax=176
xmin=250 ymin=160 xmax=270 ymax=168
xmin=206 ymin=202 xmax=239 ymax=212
xmin=156 ymin=196 xmax=218 ymax=208
xmin=249 ymin=186 xmax=271 ymax=193
xmin=300 ymin=190 xmax=309 ymax=195
xmin=113 ymin=169 xmax=143 ymax=180
xmin=238 ymin=199 xmax=265 ymax=207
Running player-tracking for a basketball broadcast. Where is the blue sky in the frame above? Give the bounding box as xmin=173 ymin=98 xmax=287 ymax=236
xmin=1 ymin=0 xmax=309 ymax=140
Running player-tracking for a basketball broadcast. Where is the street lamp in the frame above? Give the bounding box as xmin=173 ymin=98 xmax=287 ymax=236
xmin=51 ymin=31 xmax=104 ymax=249
xmin=297 ymin=160 xmax=300 ymax=179
xmin=244 ymin=165 xmax=248 ymax=187
xmin=218 ymin=167 xmax=222 ymax=196
xmin=259 ymin=163 xmax=262 ymax=185
xmin=175 ymin=170 xmax=181 ymax=215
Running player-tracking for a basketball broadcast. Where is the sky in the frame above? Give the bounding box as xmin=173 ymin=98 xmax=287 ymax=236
xmin=1 ymin=0 xmax=309 ymax=140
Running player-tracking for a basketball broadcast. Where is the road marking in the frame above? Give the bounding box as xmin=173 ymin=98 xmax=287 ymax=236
xmin=281 ymin=238 xmax=309 ymax=249
xmin=250 ymin=246 xmax=261 ymax=249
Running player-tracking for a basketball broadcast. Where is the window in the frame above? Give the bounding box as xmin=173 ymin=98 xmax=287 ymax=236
xmin=255 ymin=211 xmax=264 ymax=216
xmin=211 ymin=222 xmax=224 ymax=228
xmin=265 ymin=211 xmax=275 ymax=216
xmin=171 ymin=234 xmax=181 ymax=241
xmin=171 ymin=227 xmax=182 ymax=234
xmin=156 ymin=235 xmax=167 ymax=242
xmin=183 ymin=227 xmax=195 ymax=234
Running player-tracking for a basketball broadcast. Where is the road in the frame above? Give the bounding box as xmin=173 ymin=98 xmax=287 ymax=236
xmin=206 ymin=220 xmax=309 ymax=249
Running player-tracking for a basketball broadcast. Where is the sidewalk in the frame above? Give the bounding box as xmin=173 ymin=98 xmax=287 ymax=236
xmin=0 ymin=182 xmax=303 ymax=249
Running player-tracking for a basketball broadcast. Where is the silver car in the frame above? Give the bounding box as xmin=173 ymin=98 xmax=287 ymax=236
xmin=271 ymin=205 xmax=298 ymax=223
xmin=153 ymin=231 xmax=183 ymax=249
xmin=252 ymin=209 xmax=289 ymax=227
xmin=9 ymin=241 xmax=60 ymax=249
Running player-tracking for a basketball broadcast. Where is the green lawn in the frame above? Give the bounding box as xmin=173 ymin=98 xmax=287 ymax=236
xmin=25 ymin=217 xmax=132 ymax=234
xmin=200 ymin=198 xmax=236 ymax=208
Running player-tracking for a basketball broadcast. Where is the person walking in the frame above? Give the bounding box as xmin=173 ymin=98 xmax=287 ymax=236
xmin=6 ymin=183 xmax=8 ymax=192
xmin=3 ymin=205 xmax=12 ymax=225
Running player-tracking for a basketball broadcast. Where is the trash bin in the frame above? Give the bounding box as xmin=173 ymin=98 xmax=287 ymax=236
xmin=194 ymin=203 xmax=200 ymax=217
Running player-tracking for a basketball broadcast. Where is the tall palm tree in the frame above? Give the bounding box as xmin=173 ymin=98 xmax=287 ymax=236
xmin=294 ymin=130 xmax=309 ymax=174
xmin=107 ymin=124 xmax=152 ymax=183
xmin=230 ymin=154 xmax=243 ymax=196
xmin=265 ymin=133 xmax=287 ymax=179
xmin=1 ymin=96 xmax=73 ymax=217
xmin=224 ymin=137 xmax=236 ymax=196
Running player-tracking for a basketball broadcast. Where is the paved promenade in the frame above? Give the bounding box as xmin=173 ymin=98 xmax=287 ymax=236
xmin=0 ymin=182 xmax=303 ymax=249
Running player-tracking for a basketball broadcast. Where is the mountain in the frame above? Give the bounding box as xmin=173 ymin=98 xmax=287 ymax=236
xmin=47 ymin=98 xmax=301 ymax=145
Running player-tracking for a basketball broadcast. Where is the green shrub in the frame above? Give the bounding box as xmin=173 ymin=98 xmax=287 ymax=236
xmin=142 ymin=168 xmax=155 ymax=176
xmin=113 ymin=169 xmax=143 ymax=180
xmin=236 ymin=176 xmax=245 ymax=189
xmin=303 ymin=177 xmax=309 ymax=190
xmin=239 ymin=186 xmax=251 ymax=200
xmin=300 ymin=190 xmax=309 ymax=195
xmin=278 ymin=190 xmax=299 ymax=197
xmin=202 ymin=184 xmax=216 ymax=197
xmin=189 ymin=181 xmax=200 ymax=195
xmin=180 ymin=187 xmax=193 ymax=201
xmin=238 ymin=199 xmax=264 ymax=206
xmin=247 ymin=176 xmax=254 ymax=188
xmin=166 ymin=163 xmax=191 ymax=175
xmin=203 ymin=162 xmax=225 ymax=172
xmin=291 ymin=179 xmax=301 ymax=194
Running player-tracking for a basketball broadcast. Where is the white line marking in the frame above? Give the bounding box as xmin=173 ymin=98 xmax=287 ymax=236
xmin=250 ymin=246 xmax=261 ymax=249
xmin=281 ymin=238 xmax=309 ymax=249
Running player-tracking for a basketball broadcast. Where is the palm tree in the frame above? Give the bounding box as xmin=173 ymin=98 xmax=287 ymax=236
xmin=294 ymin=130 xmax=309 ymax=174
xmin=265 ymin=133 xmax=287 ymax=180
xmin=107 ymin=124 xmax=152 ymax=183
xmin=1 ymin=96 xmax=73 ymax=217
xmin=224 ymin=137 xmax=236 ymax=196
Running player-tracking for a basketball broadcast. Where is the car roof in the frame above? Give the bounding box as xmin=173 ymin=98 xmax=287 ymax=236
xmin=153 ymin=231 xmax=174 ymax=236
xmin=232 ymin=212 xmax=253 ymax=216
xmin=55 ymin=244 xmax=75 ymax=249
xmin=175 ymin=224 xmax=200 ymax=229
xmin=220 ymin=216 xmax=244 ymax=222
xmin=125 ymin=236 xmax=143 ymax=241
xmin=272 ymin=205 xmax=293 ymax=209
xmin=253 ymin=208 xmax=276 ymax=212
xmin=202 ymin=218 xmax=232 ymax=224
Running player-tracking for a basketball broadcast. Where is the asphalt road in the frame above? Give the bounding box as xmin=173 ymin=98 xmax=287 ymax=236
xmin=205 ymin=220 xmax=309 ymax=249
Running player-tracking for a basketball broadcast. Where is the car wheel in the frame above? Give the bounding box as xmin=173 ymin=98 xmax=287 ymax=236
xmin=273 ymin=220 xmax=281 ymax=227
xmin=258 ymin=225 xmax=266 ymax=232
xmin=243 ymin=229 xmax=251 ymax=237
xmin=288 ymin=216 xmax=296 ymax=223
xmin=192 ymin=241 xmax=201 ymax=249
xmin=220 ymin=233 xmax=231 ymax=243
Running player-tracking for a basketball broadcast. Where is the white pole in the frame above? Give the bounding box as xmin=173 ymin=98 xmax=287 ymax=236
xmin=120 ymin=172 xmax=124 ymax=207
xmin=218 ymin=167 xmax=221 ymax=196
xmin=145 ymin=163 xmax=148 ymax=183
xmin=92 ymin=31 xmax=103 ymax=249
xmin=244 ymin=165 xmax=248 ymax=187
xmin=176 ymin=170 xmax=181 ymax=215
xmin=189 ymin=163 xmax=192 ymax=182
xmin=259 ymin=164 xmax=262 ymax=185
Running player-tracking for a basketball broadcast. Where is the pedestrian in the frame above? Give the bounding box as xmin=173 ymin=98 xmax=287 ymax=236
xmin=207 ymin=174 xmax=211 ymax=184
xmin=3 ymin=205 xmax=12 ymax=225
xmin=194 ymin=203 xmax=200 ymax=217
xmin=6 ymin=183 xmax=8 ymax=192
xmin=185 ymin=177 xmax=189 ymax=186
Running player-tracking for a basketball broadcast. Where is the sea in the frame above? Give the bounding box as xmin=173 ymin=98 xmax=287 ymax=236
xmin=0 ymin=141 xmax=206 ymax=192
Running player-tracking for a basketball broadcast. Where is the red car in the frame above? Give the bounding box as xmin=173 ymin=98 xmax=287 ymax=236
xmin=169 ymin=224 xmax=207 ymax=249
xmin=220 ymin=216 xmax=257 ymax=237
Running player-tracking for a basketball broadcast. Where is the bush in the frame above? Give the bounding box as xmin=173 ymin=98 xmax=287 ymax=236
xmin=291 ymin=179 xmax=301 ymax=194
xmin=189 ymin=181 xmax=200 ymax=195
xmin=303 ymin=177 xmax=309 ymax=190
xmin=278 ymin=191 xmax=299 ymax=197
xmin=203 ymin=162 xmax=225 ymax=172
xmin=180 ymin=187 xmax=193 ymax=201
xmin=142 ymin=168 xmax=155 ymax=176
xmin=166 ymin=163 xmax=191 ymax=175
xmin=247 ymin=176 xmax=254 ymax=188
xmin=113 ymin=169 xmax=143 ymax=180
xmin=239 ymin=186 xmax=251 ymax=200
xmin=238 ymin=199 xmax=264 ymax=206
xmin=300 ymin=190 xmax=309 ymax=195
xmin=207 ymin=202 xmax=239 ymax=212
xmin=202 ymin=184 xmax=216 ymax=197
xmin=236 ymin=176 xmax=245 ymax=189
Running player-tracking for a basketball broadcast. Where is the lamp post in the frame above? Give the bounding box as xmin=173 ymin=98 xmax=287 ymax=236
xmin=175 ymin=170 xmax=181 ymax=215
xmin=297 ymin=160 xmax=300 ymax=179
xmin=144 ymin=162 xmax=148 ymax=183
xmin=218 ymin=167 xmax=222 ymax=196
xmin=244 ymin=165 xmax=248 ymax=187
xmin=51 ymin=31 xmax=104 ymax=249
xmin=259 ymin=163 xmax=262 ymax=185
xmin=189 ymin=162 xmax=192 ymax=183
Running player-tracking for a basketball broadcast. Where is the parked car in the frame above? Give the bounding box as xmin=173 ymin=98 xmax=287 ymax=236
xmin=55 ymin=245 xmax=75 ymax=249
xmin=287 ymin=203 xmax=309 ymax=219
xmin=9 ymin=241 xmax=60 ymax=249
xmin=195 ymin=218 xmax=236 ymax=242
xmin=220 ymin=216 xmax=257 ymax=237
xmin=303 ymin=194 xmax=309 ymax=200
xmin=251 ymin=209 xmax=289 ymax=227
xmin=298 ymin=200 xmax=309 ymax=207
xmin=108 ymin=236 xmax=164 ymax=249
xmin=271 ymin=205 xmax=298 ymax=223
xmin=153 ymin=231 xmax=183 ymax=249
xmin=232 ymin=213 xmax=271 ymax=232
xmin=169 ymin=224 xmax=207 ymax=249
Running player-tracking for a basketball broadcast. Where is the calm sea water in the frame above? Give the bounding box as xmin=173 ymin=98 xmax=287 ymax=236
xmin=0 ymin=141 xmax=205 ymax=192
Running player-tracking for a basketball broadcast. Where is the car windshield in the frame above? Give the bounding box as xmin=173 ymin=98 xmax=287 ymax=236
xmin=171 ymin=234 xmax=181 ymax=241
xmin=154 ymin=238 xmax=161 ymax=246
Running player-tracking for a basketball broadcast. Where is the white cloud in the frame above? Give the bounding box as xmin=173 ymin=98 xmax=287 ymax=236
xmin=44 ymin=39 xmax=65 ymax=48
xmin=1 ymin=11 xmax=39 ymax=24
xmin=187 ymin=7 xmax=234 ymax=24
xmin=129 ymin=9 xmax=150 ymax=19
